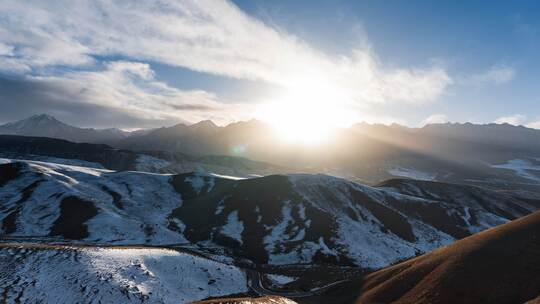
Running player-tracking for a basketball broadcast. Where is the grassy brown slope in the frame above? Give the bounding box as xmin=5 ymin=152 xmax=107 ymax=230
xmin=354 ymin=211 xmax=540 ymax=304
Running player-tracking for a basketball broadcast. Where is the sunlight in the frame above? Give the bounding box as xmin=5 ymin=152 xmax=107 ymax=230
xmin=257 ymin=76 xmax=357 ymax=145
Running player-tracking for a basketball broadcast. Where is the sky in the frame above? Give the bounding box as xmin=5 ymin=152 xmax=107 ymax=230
xmin=0 ymin=0 xmax=539 ymax=129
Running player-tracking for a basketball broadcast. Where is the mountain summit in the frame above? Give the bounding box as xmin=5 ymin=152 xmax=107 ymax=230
xmin=2 ymin=114 xmax=65 ymax=130
xmin=0 ymin=114 xmax=129 ymax=143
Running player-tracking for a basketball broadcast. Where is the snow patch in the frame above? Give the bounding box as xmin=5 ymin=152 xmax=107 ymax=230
xmin=135 ymin=155 xmax=171 ymax=172
xmin=185 ymin=173 xmax=215 ymax=194
xmin=215 ymin=198 xmax=227 ymax=215
xmin=492 ymin=159 xmax=540 ymax=182
xmin=220 ymin=211 xmax=244 ymax=244
xmin=388 ymin=167 xmax=436 ymax=181
xmin=209 ymin=173 xmax=246 ymax=180
xmin=266 ymin=274 xmax=298 ymax=285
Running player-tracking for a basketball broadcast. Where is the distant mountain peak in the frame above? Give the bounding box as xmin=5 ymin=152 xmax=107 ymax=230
xmin=30 ymin=113 xmax=57 ymax=120
xmin=24 ymin=113 xmax=64 ymax=125
xmin=0 ymin=114 xmax=129 ymax=143
xmin=189 ymin=120 xmax=219 ymax=133
xmin=3 ymin=113 xmax=67 ymax=130
xmin=190 ymin=120 xmax=217 ymax=128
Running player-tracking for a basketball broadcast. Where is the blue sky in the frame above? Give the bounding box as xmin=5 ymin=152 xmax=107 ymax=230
xmin=227 ymin=0 xmax=540 ymax=126
xmin=0 ymin=0 xmax=539 ymax=128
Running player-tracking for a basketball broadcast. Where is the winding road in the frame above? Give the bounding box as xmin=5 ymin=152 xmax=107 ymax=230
xmin=246 ymin=269 xmax=350 ymax=299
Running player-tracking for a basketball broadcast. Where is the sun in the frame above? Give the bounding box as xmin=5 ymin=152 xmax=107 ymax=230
xmin=257 ymin=78 xmax=357 ymax=145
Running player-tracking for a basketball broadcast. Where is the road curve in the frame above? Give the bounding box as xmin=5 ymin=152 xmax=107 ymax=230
xmin=246 ymin=269 xmax=349 ymax=299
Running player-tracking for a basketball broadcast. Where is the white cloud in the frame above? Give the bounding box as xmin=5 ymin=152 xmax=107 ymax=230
xmin=420 ymin=114 xmax=448 ymax=126
xmin=493 ymin=115 xmax=540 ymax=129
xmin=0 ymin=57 xmax=31 ymax=73
xmin=0 ymin=0 xmax=452 ymax=110
xmin=494 ymin=114 xmax=526 ymax=125
xmin=0 ymin=43 xmax=14 ymax=56
xmin=26 ymin=61 xmax=251 ymax=126
xmin=462 ymin=65 xmax=515 ymax=86
xmin=526 ymin=121 xmax=540 ymax=129
xmin=355 ymin=114 xmax=409 ymax=126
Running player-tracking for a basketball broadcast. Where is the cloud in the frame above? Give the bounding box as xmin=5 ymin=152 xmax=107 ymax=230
xmin=494 ymin=115 xmax=540 ymax=129
xmin=526 ymin=121 xmax=540 ymax=129
xmin=462 ymin=65 xmax=515 ymax=86
xmin=0 ymin=43 xmax=14 ymax=56
xmin=494 ymin=114 xmax=526 ymax=126
xmin=421 ymin=114 xmax=448 ymax=126
xmin=0 ymin=61 xmax=251 ymax=128
xmin=359 ymin=115 xmax=409 ymax=126
xmin=0 ymin=0 xmax=451 ymax=109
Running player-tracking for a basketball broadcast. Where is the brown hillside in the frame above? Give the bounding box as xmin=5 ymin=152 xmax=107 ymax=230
xmin=354 ymin=211 xmax=540 ymax=304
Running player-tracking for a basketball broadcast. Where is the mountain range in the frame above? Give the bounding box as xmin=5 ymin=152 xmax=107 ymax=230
xmin=0 ymin=114 xmax=136 ymax=143
xmin=1 ymin=157 xmax=539 ymax=303
xmin=2 ymin=114 xmax=540 ymax=190
xmin=2 ymin=115 xmax=540 ymax=303
xmin=1 ymin=158 xmax=537 ymax=259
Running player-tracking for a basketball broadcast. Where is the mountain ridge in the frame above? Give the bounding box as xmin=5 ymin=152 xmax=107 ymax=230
xmin=1 ymin=158 xmax=537 ymax=269
xmin=3 ymin=114 xmax=540 ymax=190
xmin=0 ymin=114 xmax=131 ymax=143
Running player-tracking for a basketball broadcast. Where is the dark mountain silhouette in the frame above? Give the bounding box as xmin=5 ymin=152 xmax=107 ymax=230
xmin=0 ymin=135 xmax=283 ymax=176
xmin=0 ymin=134 xmax=137 ymax=170
xmin=3 ymin=114 xmax=540 ymax=190
xmin=116 ymin=119 xmax=540 ymax=191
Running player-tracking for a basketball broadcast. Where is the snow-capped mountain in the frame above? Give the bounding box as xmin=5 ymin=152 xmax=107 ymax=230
xmin=1 ymin=158 xmax=537 ymax=270
xmin=0 ymin=244 xmax=249 ymax=303
xmin=0 ymin=114 xmax=130 ymax=143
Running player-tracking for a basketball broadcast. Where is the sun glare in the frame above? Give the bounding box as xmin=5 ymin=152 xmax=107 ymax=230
xmin=257 ymin=78 xmax=356 ymax=145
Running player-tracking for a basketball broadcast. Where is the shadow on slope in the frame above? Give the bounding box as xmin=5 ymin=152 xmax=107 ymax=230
xmin=352 ymin=210 xmax=540 ymax=304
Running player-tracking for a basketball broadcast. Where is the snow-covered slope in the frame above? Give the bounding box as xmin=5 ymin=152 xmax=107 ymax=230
xmin=0 ymin=158 xmax=538 ymax=270
xmin=170 ymin=173 xmax=537 ymax=268
xmin=0 ymin=244 xmax=247 ymax=303
xmin=0 ymin=158 xmax=185 ymax=244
